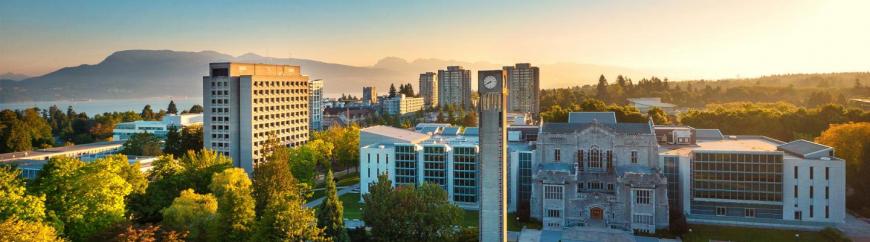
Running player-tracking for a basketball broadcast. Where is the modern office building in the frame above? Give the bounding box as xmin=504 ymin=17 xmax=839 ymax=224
xmin=112 ymin=114 xmax=203 ymax=141
xmin=383 ymin=94 xmax=424 ymax=116
xmin=309 ymin=79 xmax=324 ymax=131
xmin=531 ymin=112 xmax=669 ymax=232
xmin=504 ymin=63 xmax=540 ymax=117
xmin=628 ymin=97 xmax=677 ymax=114
xmin=0 ymin=140 xmax=126 ymax=163
xmin=203 ymin=63 xmax=310 ymax=174
xmin=363 ymin=86 xmax=377 ymax=105
xmin=477 ymin=70 xmax=509 ymax=241
xmin=419 ymin=72 xmax=438 ymax=109
xmin=657 ymin=126 xmax=846 ymax=229
xmin=438 ymin=66 xmax=472 ymax=109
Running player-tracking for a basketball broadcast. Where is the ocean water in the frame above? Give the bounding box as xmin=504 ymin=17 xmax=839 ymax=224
xmin=0 ymin=97 xmax=203 ymax=115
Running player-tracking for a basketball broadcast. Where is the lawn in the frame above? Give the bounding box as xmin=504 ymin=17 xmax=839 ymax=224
xmin=340 ymin=192 xmax=363 ymax=220
xmin=459 ymin=210 xmax=542 ymax=231
xmin=682 ymin=224 xmax=828 ymax=242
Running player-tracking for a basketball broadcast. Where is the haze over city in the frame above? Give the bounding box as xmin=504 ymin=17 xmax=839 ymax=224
xmin=2 ymin=0 xmax=869 ymax=80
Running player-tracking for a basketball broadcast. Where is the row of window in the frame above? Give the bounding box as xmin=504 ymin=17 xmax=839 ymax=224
xmin=253 ymin=81 xmax=307 ymax=87
xmin=253 ymin=97 xmax=306 ymax=104
xmin=794 ymin=166 xmax=830 ymax=180
xmin=253 ymin=88 xmax=307 ymax=95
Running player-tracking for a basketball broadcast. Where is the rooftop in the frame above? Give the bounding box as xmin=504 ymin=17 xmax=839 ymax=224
xmin=360 ymin=125 xmax=430 ymax=143
xmin=0 ymin=141 xmax=125 ymax=162
xmin=628 ymin=97 xmax=676 ymax=108
xmin=567 ymin=112 xmax=617 ymax=124
xmin=777 ymin=139 xmax=832 ymax=158
xmin=542 ymin=122 xmax=653 ymax=135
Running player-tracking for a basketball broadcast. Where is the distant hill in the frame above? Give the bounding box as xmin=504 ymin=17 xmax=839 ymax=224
xmin=0 ymin=49 xmax=647 ymax=103
xmin=0 ymin=72 xmax=29 ymax=81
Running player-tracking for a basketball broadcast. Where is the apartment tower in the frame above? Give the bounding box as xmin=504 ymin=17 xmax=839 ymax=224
xmin=438 ymin=66 xmax=472 ymax=109
xmin=203 ymin=63 xmax=310 ymax=174
xmin=504 ymin=63 xmax=540 ymax=117
xmin=419 ymin=72 xmax=438 ymax=109
xmin=309 ymin=79 xmax=324 ymax=131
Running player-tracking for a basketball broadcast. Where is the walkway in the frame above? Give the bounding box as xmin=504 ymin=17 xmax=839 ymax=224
xmin=516 ymin=227 xmax=666 ymax=242
xmin=838 ymin=213 xmax=870 ymax=241
xmin=305 ymin=183 xmax=359 ymax=208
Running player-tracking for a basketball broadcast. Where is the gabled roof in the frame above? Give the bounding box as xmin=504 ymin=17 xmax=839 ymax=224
xmin=541 ymin=122 xmax=652 ymax=135
xmin=567 ymin=112 xmax=617 ymax=124
xmin=778 ymin=139 xmax=832 ymax=158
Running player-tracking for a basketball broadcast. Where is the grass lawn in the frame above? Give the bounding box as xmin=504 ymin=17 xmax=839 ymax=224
xmin=682 ymin=224 xmax=828 ymax=242
xmin=459 ymin=210 xmax=542 ymax=231
xmin=340 ymin=192 xmax=363 ymax=220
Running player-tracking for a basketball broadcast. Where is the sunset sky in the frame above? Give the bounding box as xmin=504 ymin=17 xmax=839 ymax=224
xmin=1 ymin=0 xmax=868 ymax=79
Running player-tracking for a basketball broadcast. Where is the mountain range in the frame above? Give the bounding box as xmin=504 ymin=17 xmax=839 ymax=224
xmin=0 ymin=49 xmax=649 ymax=103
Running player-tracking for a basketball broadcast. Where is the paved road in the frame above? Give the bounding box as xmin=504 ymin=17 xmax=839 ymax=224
xmin=838 ymin=213 xmax=870 ymax=241
xmin=305 ymin=183 xmax=359 ymax=208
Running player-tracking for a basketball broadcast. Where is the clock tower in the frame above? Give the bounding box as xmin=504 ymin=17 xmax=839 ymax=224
xmin=478 ymin=70 xmax=507 ymax=242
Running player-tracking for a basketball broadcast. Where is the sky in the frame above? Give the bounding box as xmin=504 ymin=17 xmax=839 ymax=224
xmin=1 ymin=0 xmax=868 ymax=79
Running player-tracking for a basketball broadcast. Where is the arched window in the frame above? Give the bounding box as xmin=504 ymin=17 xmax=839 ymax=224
xmin=578 ymin=150 xmax=585 ymax=172
xmin=589 ymin=146 xmax=602 ymax=169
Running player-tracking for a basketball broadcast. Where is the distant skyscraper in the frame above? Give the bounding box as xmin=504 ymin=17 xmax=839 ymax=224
xmin=309 ymin=79 xmax=324 ymax=131
xmin=363 ymin=86 xmax=377 ymax=105
xmin=203 ymin=63 xmax=310 ymax=174
xmin=438 ymin=66 xmax=472 ymax=109
xmin=478 ymin=70 xmax=508 ymax=242
xmin=504 ymin=63 xmax=540 ymax=117
xmin=419 ymin=72 xmax=438 ymax=109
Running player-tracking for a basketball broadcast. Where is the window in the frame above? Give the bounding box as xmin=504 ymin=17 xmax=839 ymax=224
xmin=608 ymin=183 xmax=614 ymax=191
xmin=634 ymin=189 xmax=651 ymax=205
xmin=544 ymin=185 xmax=563 ymax=200
xmin=810 ymin=205 xmax=814 ymax=218
xmin=795 ymin=185 xmax=798 ymax=198
xmin=589 ymin=147 xmax=602 ymax=168
xmin=577 ymin=182 xmax=584 ymax=190
xmin=794 ymin=166 xmax=799 ymax=179
xmin=826 ymin=187 xmax=829 ymax=199
xmin=826 ymin=167 xmax=830 ymax=180
xmin=825 ymin=206 xmax=830 ymax=218
xmin=633 ymin=214 xmax=653 ymax=225
xmin=716 ymin=207 xmax=727 ymax=216
xmin=810 ymin=167 xmax=814 ymax=180
xmin=810 ymin=186 xmax=814 ymax=199
xmin=547 ymin=209 xmax=561 ymax=218
xmin=631 ymin=151 xmax=638 ymax=164
xmin=554 ymin=148 xmax=561 ymax=161
xmin=745 ymin=208 xmax=756 ymax=218
xmin=795 ymin=211 xmax=802 ymax=220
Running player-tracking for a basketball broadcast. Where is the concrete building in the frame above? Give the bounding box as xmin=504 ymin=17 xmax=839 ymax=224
xmin=309 ymin=79 xmax=324 ymax=131
xmin=419 ymin=72 xmax=438 ymax=109
xmin=438 ymin=66 xmax=472 ymax=109
xmin=112 ymin=114 xmax=203 ymax=141
xmin=628 ymin=97 xmax=677 ymax=114
xmin=0 ymin=140 xmax=125 ymax=163
xmin=363 ymin=86 xmax=377 ymax=105
xmin=383 ymin=94 xmax=424 ymax=116
xmin=531 ymin=112 xmax=669 ymax=232
xmin=203 ymin=63 xmax=310 ymax=174
xmin=504 ymin=63 xmax=540 ymax=117
xmin=657 ymin=126 xmax=846 ymax=229
xmin=478 ymin=70 xmax=509 ymax=241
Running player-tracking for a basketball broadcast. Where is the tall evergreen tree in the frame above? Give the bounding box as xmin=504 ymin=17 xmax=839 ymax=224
xmin=389 ymin=84 xmax=397 ymax=98
xmin=187 ymin=105 xmax=204 ymax=114
xmin=596 ymin=74 xmax=609 ymax=102
xmin=317 ymin=170 xmax=349 ymax=242
xmin=141 ymin=105 xmax=155 ymax=120
xmin=167 ymin=100 xmax=178 ymax=114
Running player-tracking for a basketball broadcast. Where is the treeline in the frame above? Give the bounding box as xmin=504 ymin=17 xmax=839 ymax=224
xmin=388 ymin=83 xmax=416 ymax=98
xmin=680 ymin=102 xmax=870 ymax=141
xmin=542 ymin=73 xmax=869 ymax=109
xmin=0 ymin=125 xmax=362 ymax=242
xmin=0 ymin=102 xmax=204 ymax=153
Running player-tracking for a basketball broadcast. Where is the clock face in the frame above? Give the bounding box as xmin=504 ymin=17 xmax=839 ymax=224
xmin=483 ymin=75 xmax=497 ymax=89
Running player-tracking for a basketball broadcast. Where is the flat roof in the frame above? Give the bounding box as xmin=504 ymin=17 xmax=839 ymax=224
xmin=0 ymin=141 xmax=125 ymax=162
xmin=361 ymin=125 xmax=430 ymax=143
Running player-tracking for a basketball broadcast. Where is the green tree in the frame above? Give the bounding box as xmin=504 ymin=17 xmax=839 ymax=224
xmin=0 ymin=167 xmax=46 ymax=222
xmin=167 ymin=100 xmax=178 ymax=114
xmin=180 ymin=125 xmax=204 ymax=153
xmin=317 ymin=170 xmax=349 ymax=242
xmin=647 ymin=107 xmax=670 ymax=125
xmin=363 ymin=174 xmax=462 ymax=241
xmin=122 ymin=132 xmax=163 ymax=156
xmin=252 ymin=190 xmax=327 ymax=242
xmin=163 ymin=126 xmax=183 ymax=156
xmin=0 ymin=217 xmax=64 ymax=242
xmin=209 ymin=168 xmax=256 ymax=242
xmin=253 ymin=147 xmax=307 ymax=216
xmin=389 ymin=84 xmax=397 ymax=98
xmin=162 ymin=189 xmax=217 ymax=242
xmin=141 ymin=105 xmax=156 ymax=121
xmin=596 ymin=74 xmax=609 ymax=102
xmin=188 ymin=105 xmax=204 ymax=114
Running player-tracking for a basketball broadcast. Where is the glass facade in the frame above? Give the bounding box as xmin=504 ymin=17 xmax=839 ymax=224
xmin=395 ymin=145 xmax=417 ymax=186
xmin=691 ymin=152 xmax=784 ymax=219
xmin=453 ymin=147 xmax=478 ymax=203
xmin=518 ymin=152 xmax=533 ymax=207
xmin=423 ymin=146 xmax=447 ymax=188
xmin=664 ymin=156 xmax=681 ymax=209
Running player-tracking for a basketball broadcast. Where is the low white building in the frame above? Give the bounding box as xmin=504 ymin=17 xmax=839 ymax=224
xmin=657 ymin=126 xmax=846 ymax=229
xmin=383 ymin=94 xmax=424 ymax=116
xmin=112 ymin=113 xmax=203 ymax=141
xmin=628 ymin=97 xmax=676 ymax=114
